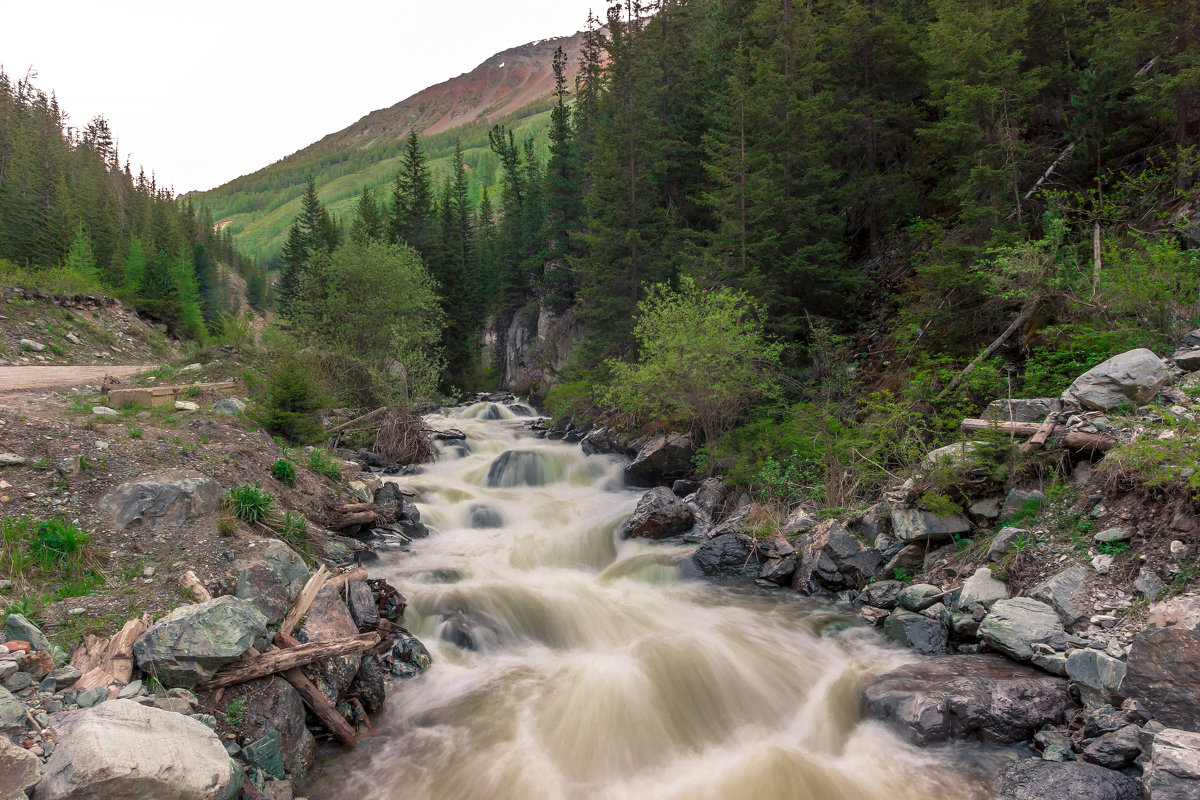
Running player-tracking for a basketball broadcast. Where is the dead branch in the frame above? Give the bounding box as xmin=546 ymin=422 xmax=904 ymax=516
xmin=274 ymin=632 xmax=360 ymax=747
xmin=939 ymin=303 xmax=1039 ymax=399
xmin=326 ymin=406 xmax=388 ymax=436
xmin=280 ymin=565 xmax=330 ymax=634
xmin=960 ymin=418 xmax=1116 ymax=451
xmin=194 ymin=633 xmax=380 ymax=691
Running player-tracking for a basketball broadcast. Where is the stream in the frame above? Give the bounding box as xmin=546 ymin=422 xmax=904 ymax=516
xmin=306 ymin=402 xmax=1002 ymax=799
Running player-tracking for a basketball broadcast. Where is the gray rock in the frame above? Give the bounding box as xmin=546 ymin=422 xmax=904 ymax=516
xmin=1032 ymin=651 xmax=1069 ymax=676
xmin=922 ymin=441 xmax=986 ymax=469
xmin=883 ymin=608 xmax=948 ymax=655
xmin=4 ymin=671 xmax=34 ymax=692
xmin=47 ymin=665 xmax=81 ymax=688
xmin=1093 ymin=527 xmax=1132 ymax=543
xmin=19 ymin=338 xmax=45 ymax=352
xmin=1171 ymin=347 xmax=1200 ymax=372
xmin=101 ymin=474 xmax=222 ymax=531
xmin=1143 ymin=728 xmax=1200 ymax=800
xmin=991 ymin=759 xmax=1141 ymax=800
xmin=1029 ymin=565 xmax=1093 ymax=630
xmin=758 ymin=556 xmax=796 ymax=585
xmin=0 ymin=453 xmax=26 ymax=466
xmin=4 ymin=613 xmax=50 ymax=652
xmin=860 ymin=580 xmax=904 ymax=610
xmin=346 ymin=580 xmax=380 ymax=629
xmin=970 ymin=497 xmax=1004 ymax=520
xmin=211 ymin=398 xmax=246 ymax=415
xmin=92 ymin=406 xmax=118 ymax=417
xmin=958 ymin=567 xmax=1009 ymax=610
xmin=133 ymin=596 xmax=268 ymax=688
xmin=1134 ymin=567 xmax=1164 ymax=598
xmin=174 ymin=400 xmax=199 ymax=412
xmin=204 ymin=676 xmax=313 ymax=779
xmin=75 ymin=687 xmax=108 ymax=708
xmin=33 ymin=699 xmax=241 ymax=800
xmin=0 ymin=685 xmax=24 ymax=728
xmin=979 ymin=598 xmax=1068 ymax=661
xmin=1080 ymin=724 xmax=1141 ymax=769
xmin=982 ymin=398 xmax=1057 ymax=423
xmin=779 ymin=506 xmax=818 ymax=536
xmin=897 ymin=583 xmax=942 ymax=612
xmin=0 ymin=735 xmax=44 ymax=799
xmin=623 ymin=433 xmax=695 ymax=487
xmin=989 ymin=527 xmax=1032 ymax=560
xmin=691 ymin=478 xmax=726 ymax=523
xmin=1091 ymin=553 xmax=1115 ymax=574
xmin=622 ymin=487 xmax=694 ymax=539
xmin=296 ymin=584 xmax=359 ymax=705
xmin=863 ymin=654 xmax=1070 ymax=745
xmin=790 ymin=519 xmax=883 ymax=593
xmin=1062 ymin=348 xmax=1173 ymax=411
xmin=1122 ymin=628 xmax=1200 ymax=731
xmin=889 ymin=506 xmax=970 ymax=542
xmin=234 ymin=540 xmax=311 ymax=625
xmin=118 ymin=680 xmax=143 ymax=699
xmin=689 ymin=533 xmax=759 ymax=579
xmin=1001 ymin=488 xmax=1044 ymax=519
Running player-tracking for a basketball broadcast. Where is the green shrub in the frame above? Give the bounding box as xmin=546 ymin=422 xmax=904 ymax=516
xmin=1020 ymin=323 xmax=1157 ymax=397
xmin=308 ymin=449 xmax=341 ymax=481
xmin=224 ymin=483 xmax=274 ymax=524
xmin=32 ymin=518 xmax=89 ymax=569
xmin=256 ymin=351 xmax=324 ymax=443
xmin=916 ymin=492 xmax=963 ymax=517
xmin=271 ymin=459 xmax=297 ymax=485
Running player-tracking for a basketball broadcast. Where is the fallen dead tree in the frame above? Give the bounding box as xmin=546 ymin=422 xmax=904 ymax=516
xmin=960 ymin=418 xmax=1116 ymax=451
xmin=194 ymin=632 xmax=380 ymax=691
xmin=71 ymin=613 xmax=152 ymax=693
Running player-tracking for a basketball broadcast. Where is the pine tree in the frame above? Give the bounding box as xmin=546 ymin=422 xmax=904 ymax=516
xmin=544 ymin=45 xmax=584 ymax=303
xmin=349 ymin=186 xmax=384 ymax=242
xmin=388 ymin=129 xmax=436 ymax=258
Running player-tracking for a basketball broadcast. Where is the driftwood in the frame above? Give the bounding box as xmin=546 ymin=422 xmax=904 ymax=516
xmin=179 ymin=570 xmax=212 ymax=603
xmin=274 ymin=632 xmax=360 ymax=747
xmin=328 ymin=567 xmax=369 ymax=589
xmin=280 ymin=565 xmax=330 ymax=634
xmin=1018 ymin=400 xmax=1064 ymax=455
xmin=334 ymin=502 xmax=375 ymax=514
xmin=71 ymin=614 xmax=152 ymax=691
xmin=961 ymin=418 xmax=1116 ymax=451
xmin=327 ymin=510 xmax=378 ymax=530
xmin=326 ymin=406 xmax=388 ymax=436
xmin=194 ymin=633 xmax=380 ymax=691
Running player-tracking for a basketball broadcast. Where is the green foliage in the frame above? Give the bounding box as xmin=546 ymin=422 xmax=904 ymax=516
xmin=224 ymin=697 xmax=247 ymax=726
xmin=1096 ymin=540 xmax=1130 ymax=557
xmin=892 ymin=568 xmax=914 ymax=584
xmin=916 ymin=492 xmax=963 ymax=517
xmin=255 ymin=348 xmax=325 ymax=443
xmin=126 ymin=425 xmax=143 ymax=440
xmin=224 ymin=483 xmax=275 ymax=524
xmin=307 ymin=449 xmax=341 ymax=481
xmin=31 ymin=518 xmax=90 ymax=569
xmin=1020 ymin=323 xmax=1158 ymax=397
xmin=603 ymin=278 xmax=781 ymax=461
xmin=270 ymin=459 xmax=297 ymax=485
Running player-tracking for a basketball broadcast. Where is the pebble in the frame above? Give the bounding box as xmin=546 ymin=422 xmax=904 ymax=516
xmin=94 ymin=441 xmax=109 ymax=451
xmin=1170 ymin=540 xmax=1190 ymax=559
xmin=68 ymin=608 xmax=85 ymax=616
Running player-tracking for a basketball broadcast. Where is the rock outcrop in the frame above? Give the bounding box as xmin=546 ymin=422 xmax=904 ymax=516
xmin=623 ymin=433 xmax=696 ymax=487
xmin=991 ymin=759 xmax=1141 ymax=800
xmin=101 ymin=474 xmax=222 ymax=531
xmin=132 ymin=596 xmax=268 ymax=688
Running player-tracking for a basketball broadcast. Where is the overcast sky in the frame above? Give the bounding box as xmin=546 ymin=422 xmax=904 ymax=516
xmin=1 ymin=0 xmax=602 ymax=193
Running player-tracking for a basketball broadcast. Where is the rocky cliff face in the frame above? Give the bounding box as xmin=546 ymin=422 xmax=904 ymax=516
xmin=493 ymin=302 xmax=580 ymax=398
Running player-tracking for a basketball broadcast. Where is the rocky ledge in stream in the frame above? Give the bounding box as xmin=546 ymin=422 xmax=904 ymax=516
xmin=0 ymin=536 xmax=432 ymax=800
xmin=574 ymin=344 xmax=1200 ymax=800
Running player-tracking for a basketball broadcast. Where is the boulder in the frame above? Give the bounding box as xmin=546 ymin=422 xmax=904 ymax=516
xmin=860 ymin=580 xmax=904 ymax=610
xmin=0 ymin=735 xmax=44 ymax=800
xmin=205 ymin=676 xmax=313 ymax=779
xmin=1080 ymin=724 xmax=1141 ymax=770
xmin=958 ymin=567 xmax=1009 ymax=610
xmin=982 ymin=398 xmax=1057 ymax=423
xmin=133 ymin=596 xmax=268 ymax=688
xmin=884 ymin=543 xmax=925 ymax=577
xmin=1029 ymin=565 xmax=1093 ymax=631
xmin=790 ymin=519 xmax=882 ymax=593
xmin=372 ymin=482 xmax=406 ymax=523
xmin=390 ymin=632 xmax=432 ymax=679
xmin=101 ymin=474 xmax=222 ymax=531
xmin=779 ymin=506 xmax=818 ymax=536
xmin=296 ymin=584 xmax=360 ymax=705
xmin=234 ymin=541 xmax=311 ymax=625
xmin=4 ymin=613 xmax=50 ymax=652
xmin=1143 ymin=728 xmax=1200 ymax=800
xmin=0 ymin=685 xmax=25 ymax=729
xmin=0 ymin=453 xmax=26 ymax=466
xmin=689 ymin=533 xmax=760 ymax=579
xmin=623 ymin=433 xmax=696 ymax=487
xmin=1147 ymin=596 xmax=1200 ymax=630
xmin=862 ymin=654 xmax=1070 ymax=745
xmin=758 ymin=556 xmax=797 ymax=585
xmin=211 ymin=398 xmax=246 ymax=415
xmin=622 ymin=487 xmax=695 ymax=539
xmin=897 ymin=583 xmax=943 ymax=612
xmin=1121 ymin=628 xmax=1200 ymax=731
xmin=978 ymin=598 xmax=1068 ymax=661
xmin=882 ymin=608 xmax=948 ymax=655
xmin=889 ymin=506 xmax=970 ymax=542
xmin=1062 ymin=348 xmax=1172 ymax=410
xmin=345 ymin=580 xmax=380 ymax=629
xmin=921 ymin=441 xmax=987 ymax=469
xmin=1171 ymin=348 xmax=1200 ymax=372
xmin=1001 ymin=488 xmax=1044 ymax=519
xmin=991 ymin=759 xmax=1141 ymax=800
xmin=1093 ymin=526 xmax=1132 ymax=543
xmin=1065 ymin=649 xmax=1126 ymax=708
xmin=970 ymin=497 xmax=1004 ymax=521
xmin=348 ymin=656 xmax=386 ymax=714
xmin=691 ymin=478 xmax=726 ymax=523
xmin=988 ymin=527 xmax=1031 ymax=560
xmin=35 ymin=701 xmax=241 ymax=800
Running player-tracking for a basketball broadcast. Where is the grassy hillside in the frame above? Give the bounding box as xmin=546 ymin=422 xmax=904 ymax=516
xmin=197 ymin=105 xmax=555 ymax=264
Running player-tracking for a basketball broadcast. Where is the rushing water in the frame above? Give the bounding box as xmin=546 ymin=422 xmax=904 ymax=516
xmin=307 ymin=403 xmax=1001 ymax=800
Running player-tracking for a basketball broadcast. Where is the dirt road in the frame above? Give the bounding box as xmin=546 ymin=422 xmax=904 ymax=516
xmin=0 ymin=365 xmax=144 ymax=392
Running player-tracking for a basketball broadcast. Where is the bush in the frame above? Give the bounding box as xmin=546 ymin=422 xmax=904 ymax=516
xmin=256 ymin=350 xmax=325 ymax=443
xmin=31 ymin=518 xmax=89 ymax=569
xmin=308 ymin=449 xmax=341 ymax=481
xmin=225 ymin=483 xmax=274 ymax=524
xmin=271 ymin=459 xmax=297 ymax=485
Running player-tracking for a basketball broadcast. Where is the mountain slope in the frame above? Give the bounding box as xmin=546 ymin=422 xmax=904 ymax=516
xmin=197 ymin=31 xmax=587 ymax=263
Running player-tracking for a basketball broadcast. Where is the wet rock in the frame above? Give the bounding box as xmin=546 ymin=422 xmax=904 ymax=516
xmin=468 ymin=504 xmax=504 ymax=529
xmin=622 ymin=487 xmax=695 ymax=540
xmin=883 ymin=609 xmax=948 ymax=656
xmin=790 ymin=520 xmax=882 ymax=593
xmin=758 ymin=556 xmax=796 ymax=585
xmin=1029 ymin=565 xmax=1093 ymax=631
xmin=671 ymin=479 xmax=699 ymax=497
xmin=1143 ymin=728 xmax=1200 ymax=800
xmin=1066 ymin=648 xmax=1126 ymax=708
xmin=372 ymin=482 xmax=406 ymax=523
xmin=623 ymin=433 xmax=695 ymax=487
xmin=234 ymin=541 xmax=311 ymax=625
xmin=859 ymin=606 xmax=890 ymax=626
xmin=889 ymin=506 xmax=971 ymax=542
xmin=101 ymin=474 xmax=222 ymax=530
xmin=348 ymin=656 xmax=386 ymax=714
xmin=390 ymin=632 xmax=432 ymax=678
xmin=395 ymin=500 xmax=429 ymax=539
xmin=897 ymin=583 xmax=942 ymax=612
xmin=988 ymin=527 xmax=1032 ymax=560
xmin=4 ymin=613 xmax=50 ymax=652
xmin=486 ymin=450 xmax=552 ymax=488
xmin=133 ymin=596 xmax=268 ymax=688
xmin=991 ymin=759 xmax=1141 ymax=800
xmin=978 ymin=598 xmax=1068 ymax=661
xmin=691 ymin=478 xmax=726 ymax=523
xmin=689 ymin=533 xmax=759 ymax=579
xmin=1062 ymin=348 xmax=1173 ymax=411
xmin=958 ymin=567 xmax=1009 ymax=610
xmin=860 ymin=580 xmax=904 ymax=610
xmin=345 ymin=580 xmax=380 ymax=630
xmin=0 ymin=735 xmax=44 ymax=799
xmin=1121 ymin=628 xmax=1200 ymax=731
xmin=982 ymin=398 xmax=1057 ymax=423
xmin=863 ymin=654 xmax=1070 ymax=745
xmin=296 ymin=585 xmax=360 ymax=705
xmin=1080 ymin=724 xmax=1141 ymax=770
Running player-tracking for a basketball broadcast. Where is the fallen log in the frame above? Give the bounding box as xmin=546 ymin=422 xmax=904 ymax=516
xmin=280 ymin=565 xmax=330 ymax=634
xmin=328 ymin=567 xmax=369 ymax=589
xmin=327 ymin=510 xmax=378 ymax=531
xmin=274 ymin=632 xmax=360 ymax=748
xmin=334 ymin=502 xmax=375 ymax=514
xmin=71 ymin=614 xmax=151 ymax=691
xmin=1018 ymin=400 xmax=1063 ymax=455
xmin=960 ymin=418 xmax=1116 ymax=451
xmin=194 ymin=632 xmax=380 ymax=691
xmin=326 ymin=406 xmax=388 ymax=436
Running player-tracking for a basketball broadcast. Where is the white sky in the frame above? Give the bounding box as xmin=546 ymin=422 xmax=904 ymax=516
xmin=1 ymin=0 xmax=602 ymax=193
